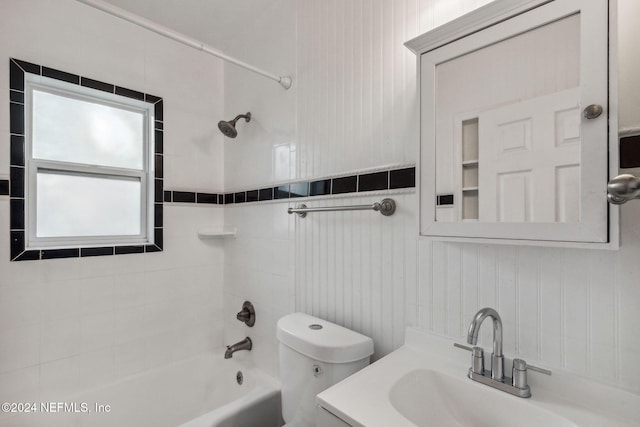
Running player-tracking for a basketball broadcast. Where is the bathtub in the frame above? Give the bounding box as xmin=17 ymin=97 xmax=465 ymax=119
xmin=3 ymin=350 xmax=282 ymax=427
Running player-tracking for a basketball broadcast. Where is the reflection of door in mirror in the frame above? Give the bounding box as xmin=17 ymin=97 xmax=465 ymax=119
xmin=478 ymin=88 xmax=581 ymax=223
xmin=436 ymin=14 xmax=581 ymax=224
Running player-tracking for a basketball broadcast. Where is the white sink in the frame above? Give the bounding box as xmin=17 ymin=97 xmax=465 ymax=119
xmin=316 ymin=328 xmax=640 ymax=427
xmin=390 ymin=369 xmax=575 ymax=427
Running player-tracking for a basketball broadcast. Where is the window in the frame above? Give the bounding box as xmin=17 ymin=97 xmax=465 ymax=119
xmin=9 ymin=59 xmax=163 ymax=260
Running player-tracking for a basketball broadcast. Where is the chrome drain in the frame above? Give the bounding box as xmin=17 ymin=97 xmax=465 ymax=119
xmin=236 ymin=370 xmax=243 ymax=385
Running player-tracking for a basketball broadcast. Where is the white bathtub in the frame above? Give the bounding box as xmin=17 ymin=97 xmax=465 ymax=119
xmin=4 ymin=350 xmax=282 ymax=427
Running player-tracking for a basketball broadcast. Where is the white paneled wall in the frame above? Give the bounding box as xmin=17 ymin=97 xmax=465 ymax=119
xmin=295 ymin=0 xmax=493 ymax=180
xmin=0 ymin=0 xmax=226 ymax=417
xmin=296 ymin=193 xmax=417 ymax=359
xmin=291 ymin=0 xmax=640 ymax=394
xmin=417 ymin=200 xmax=640 ymax=393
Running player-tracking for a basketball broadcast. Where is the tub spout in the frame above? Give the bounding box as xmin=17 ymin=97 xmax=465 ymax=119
xmin=224 ymin=337 xmax=252 ymax=359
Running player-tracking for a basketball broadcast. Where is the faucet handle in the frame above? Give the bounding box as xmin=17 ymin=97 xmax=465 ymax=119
xmin=471 ymin=346 xmax=484 ymax=374
xmin=453 ymin=343 xmax=473 ymax=352
xmin=512 ymin=359 xmax=551 ymax=390
xmin=236 ymin=301 xmax=255 ymax=327
xmin=453 ymin=343 xmax=485 ymax=374
xmin=526 ymin=363 xmax=552 ymax=376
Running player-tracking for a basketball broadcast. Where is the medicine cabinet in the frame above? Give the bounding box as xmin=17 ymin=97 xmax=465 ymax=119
xmin=405 ymin=0 xmax=619 ymax=248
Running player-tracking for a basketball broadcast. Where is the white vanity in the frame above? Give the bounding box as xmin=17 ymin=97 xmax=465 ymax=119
xmin=315 ymin=328 xmax=640 ymax=427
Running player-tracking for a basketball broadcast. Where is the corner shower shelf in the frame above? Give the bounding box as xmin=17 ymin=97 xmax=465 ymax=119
xmin=198 ymin=228 xmax=237 ymax=239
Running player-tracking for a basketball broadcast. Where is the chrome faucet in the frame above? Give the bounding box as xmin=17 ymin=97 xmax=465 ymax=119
xmin=467 ymin=307 xmax=504 ymax=381
xmin=456 ymin=308 xmax=551 ymax=398
xmin=224 ymin=337 xmax=252 ymax=359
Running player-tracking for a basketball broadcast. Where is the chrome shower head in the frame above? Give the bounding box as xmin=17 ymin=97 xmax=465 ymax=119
xmin=218 ymin=112 xmax=251 ymax=138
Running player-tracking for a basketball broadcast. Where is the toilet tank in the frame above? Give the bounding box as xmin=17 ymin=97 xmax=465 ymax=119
xmin=277 ymin=313 xmax=374 ymax=427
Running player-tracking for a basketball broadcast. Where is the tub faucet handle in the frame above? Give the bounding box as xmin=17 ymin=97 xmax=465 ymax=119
xmin=236 ymin=301 xmax=255 ymax=327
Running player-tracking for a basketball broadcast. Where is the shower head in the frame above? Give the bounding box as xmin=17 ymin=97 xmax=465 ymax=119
xmin=218 ymin=112 xmax=251 ymax=138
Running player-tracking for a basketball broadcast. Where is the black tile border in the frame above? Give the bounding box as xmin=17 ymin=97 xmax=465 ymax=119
xmin=8 ymin=58 xmax=163 ymax=262
xmin=0 ymin=179 xmax=8 ymax=196
xmin=162 ymin=165 xmax=415 ymax=207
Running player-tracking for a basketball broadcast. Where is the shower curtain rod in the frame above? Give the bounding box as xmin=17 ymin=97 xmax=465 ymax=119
xmin=75 ymin=0 xmax=292 ymax=90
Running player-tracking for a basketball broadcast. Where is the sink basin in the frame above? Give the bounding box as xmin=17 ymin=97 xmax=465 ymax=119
xmin=316 ymin=328 xmax=640 ymax=427
xmin=390 ymin=369 xmax=576 ymax=427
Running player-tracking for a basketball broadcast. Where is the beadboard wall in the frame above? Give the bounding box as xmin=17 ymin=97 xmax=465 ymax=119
xmin=290 ymin=0 xmax=640 ymax=394
xmin=295 ymin=0 xmax=493 ymax=180
xmin=295 ymin=192 xmax=418 ymax=358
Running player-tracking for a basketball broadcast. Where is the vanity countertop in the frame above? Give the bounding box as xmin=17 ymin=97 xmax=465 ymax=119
xmin=317 ymin=328 xmax=640 ymax=427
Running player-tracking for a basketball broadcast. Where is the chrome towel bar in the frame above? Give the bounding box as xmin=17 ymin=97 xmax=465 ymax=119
xmin=288 ymin=198 xmax=396 ymax=218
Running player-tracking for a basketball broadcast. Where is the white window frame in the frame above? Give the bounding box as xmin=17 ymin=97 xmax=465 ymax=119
xmin=24 ymin=74 xmax=155 ymax=250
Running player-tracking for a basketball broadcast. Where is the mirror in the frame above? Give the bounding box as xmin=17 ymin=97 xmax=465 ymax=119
xmin=408 ymin=0 xmax=615 ymax=245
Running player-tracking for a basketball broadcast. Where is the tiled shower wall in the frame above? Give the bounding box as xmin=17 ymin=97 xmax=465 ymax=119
xmin=221 ymin=0 xmax=298 ymax=380
xmin=0 ymin=0 xmax=226 ymax=412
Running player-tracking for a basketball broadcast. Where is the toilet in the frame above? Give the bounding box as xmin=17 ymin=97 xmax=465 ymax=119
xmin=277 ymin=312 xmax=374 ymax=427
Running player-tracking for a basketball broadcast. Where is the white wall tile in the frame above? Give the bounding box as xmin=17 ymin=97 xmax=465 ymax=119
xmin=40 ymin=357 xmax=80 ymax=401
xmin=0 ymin=0 xmax=225 ymax=403
xmin=0 ymin=324 xmax=40 ymax=374
xmin=0 ymin=282 xmax=42 ymax=330
xmin=40 ymin=318 xmax=80 ymax=363
xmin=0 ymin=366 xmax=40 ymax=409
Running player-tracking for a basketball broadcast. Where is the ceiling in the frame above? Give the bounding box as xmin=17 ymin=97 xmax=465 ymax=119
xmin=100 ymin=0 xmax=292 ymax=54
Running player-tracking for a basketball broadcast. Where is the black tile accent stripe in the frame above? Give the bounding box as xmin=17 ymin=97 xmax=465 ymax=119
xmin=332 ymin=176 xmax=357 ymax=194
xmin=358 ymin=171 xmax=388 ymax=192
xmin=196 ymin=193 xmax=218 ymax=204
xmin=154 ymin=179 xmax=164 ymax=203
xmin=42 ymin=67 xmax=79 ymax=85
xmin=115 ymin=86 xmax=145 ymax=101
xmin=309 ymin=179 xmax=331 ymax=196
xmin=10 ymin=167 xmax=24 ymax=198
xmin=10 ymin=135 xmax=25 ymax=166
xmin=145 ymin=94 xmax=162 ymax=104
xmin=42 ymin=248 xmax=80 ymax=260
xmin=10 ymin=102 xmax=24 ymax=134
xmin=81 ymin=247 xmax=115 ymax=257
xmin=163 ymin=166 xmax=415 ymax=207
xmin=9 ymin=60 xmax=25 ymax=90
xmin=390 ymin=167 xmax=415 ymax=189
xmin=620 ymin=134 xmax=640 ymax=168
xmin=259 ymin=188 xmax=273 ymax=201
xmin=437 ymin=194 xmax=454 ymax=206
xmin=246 ymin=190 xmax=259 ymax=202
xmin=81 ymin=77 xmax=114 ymax=93
xmin=173 ymin=191 xmax=196 ymax=203
xmin=234 ymin=192 xmax=246 ymax=203
xmin=12 ymin=59 xmax=40 ymax=76
xmin=155 ymin=130 xmax=163 ymax=153
xmin=9 ymin=58 xmax=164 ymax=261
xmin=10 ymin=90 xmax=24 ymax=103
xmin=115 ymin=245 xmax=145 ymax=255
xmin=10 ymin=199 xmax=24 ymax=229
xmin=155 ymin=154 xmax=163 ymax=179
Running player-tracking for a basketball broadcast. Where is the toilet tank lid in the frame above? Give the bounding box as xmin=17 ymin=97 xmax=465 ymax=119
xmin=277 ymin=312 xmax=374 ymax=363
